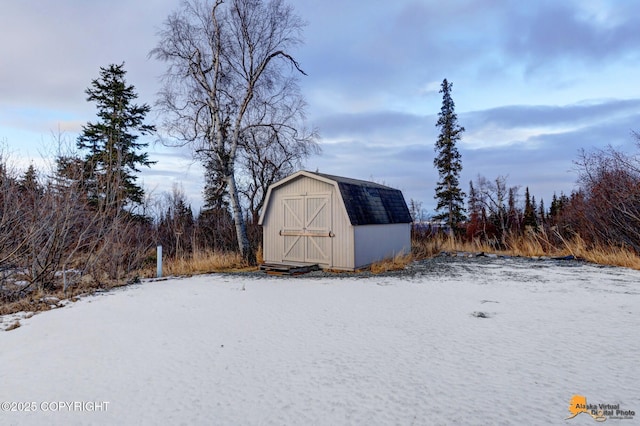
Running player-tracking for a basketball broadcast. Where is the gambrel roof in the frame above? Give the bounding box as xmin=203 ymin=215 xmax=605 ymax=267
xmin=312 ymin=172 xmax=412 ymax=225
xmin=259 ymin=171 xmax=412 ymax=226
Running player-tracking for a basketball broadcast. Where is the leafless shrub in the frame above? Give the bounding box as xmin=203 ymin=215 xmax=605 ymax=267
xmin=569 ymin=144 xmax=640 ymax=252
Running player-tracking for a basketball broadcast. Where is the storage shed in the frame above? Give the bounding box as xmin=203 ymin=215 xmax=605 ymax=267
xmin=258 ymin=171 xmax=412 ymax=271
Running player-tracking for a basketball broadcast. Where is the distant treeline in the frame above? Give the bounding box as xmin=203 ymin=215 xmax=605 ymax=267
xmin=412 ymin=141 xmax=640 ymax=255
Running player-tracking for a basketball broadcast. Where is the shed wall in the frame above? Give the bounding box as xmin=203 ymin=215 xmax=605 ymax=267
xmin=353 ymin=223 xmax=411 ymax=269
xmin=261 ymin=176 xmax=355 ymax=269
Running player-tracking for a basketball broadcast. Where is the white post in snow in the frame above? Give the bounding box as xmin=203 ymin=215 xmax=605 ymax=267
xmin=157 ymin=245 xmax=163 ymax=278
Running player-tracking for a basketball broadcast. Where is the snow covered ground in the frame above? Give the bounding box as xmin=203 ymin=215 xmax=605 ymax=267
xmin=1 ymin=257 xmax=638 ymax=425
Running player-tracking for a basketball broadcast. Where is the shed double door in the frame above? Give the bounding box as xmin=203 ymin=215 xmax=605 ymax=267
xmin=281 ymin=193 xmax=331 ymax=265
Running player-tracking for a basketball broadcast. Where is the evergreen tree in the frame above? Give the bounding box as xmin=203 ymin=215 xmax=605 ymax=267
xmin=507 ymin=186 xmax=520 ymax=233
xmin=202 ymin=156 xmax=228 ymax=211
xmin=433 ymin=79 xmax=466 ymax=236
xmin=466 ymin=180 xmax=482 ymax=239
xmin=18 ymin=164 xmax=41 ymax=196
xmin=538 ymin=198 xmax=545 ymax=226
xmin=158 ymin=185 xmax=195 ymax=257
xmin=549 ymin=193 xmax=559 ymax=220
xmin=77 ymin=63 xmax=155 ymax=209
xmin=18 ymin=164 xmax=42 ymax=212
xmin=523 ymin=187 xmax=537 ymax=229
xmin=549 ymin=192 xmax=569 ymax=223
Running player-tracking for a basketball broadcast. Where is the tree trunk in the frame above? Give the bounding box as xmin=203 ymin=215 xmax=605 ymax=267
xmin=448 ymin=180 xmax=454 ymax=239
xmin=225 ymin=171 xmax=255 ymax=264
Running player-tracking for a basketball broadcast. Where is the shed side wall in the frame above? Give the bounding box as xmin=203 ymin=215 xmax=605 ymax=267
xmin=353 ymin=223 xmax=411 ymax=269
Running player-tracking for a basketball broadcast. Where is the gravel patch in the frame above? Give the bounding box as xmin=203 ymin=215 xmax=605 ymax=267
xmin=220 ymin=253 xmax=591 ymax=281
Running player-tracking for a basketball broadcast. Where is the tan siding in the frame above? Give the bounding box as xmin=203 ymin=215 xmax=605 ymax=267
xmin=261 ymin=202 xmax=282 ymax=264
xmin=262 ymin=175 xmax=355 ymax=269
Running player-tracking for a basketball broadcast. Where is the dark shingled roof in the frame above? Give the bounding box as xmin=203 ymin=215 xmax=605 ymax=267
xmin=312 ymin=172 xmax=412 ymax=225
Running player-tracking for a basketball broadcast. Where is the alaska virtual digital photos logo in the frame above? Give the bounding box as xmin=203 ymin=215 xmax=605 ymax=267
xmin=566 ymin=395 xmax=635 ymax=422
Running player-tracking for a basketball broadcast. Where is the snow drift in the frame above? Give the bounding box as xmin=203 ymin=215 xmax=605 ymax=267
xmin=1 ymin=257 xmax=638 ymax=425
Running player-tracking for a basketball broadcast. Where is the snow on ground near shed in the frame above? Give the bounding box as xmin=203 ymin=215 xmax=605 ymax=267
xmin=1 ymin=257 xmax=639 ymax=425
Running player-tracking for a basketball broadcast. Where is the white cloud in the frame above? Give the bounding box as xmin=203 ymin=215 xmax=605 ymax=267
xmin=2 ymin=0 xmax=640 ymax=214
xmin=417 ymin=81 xmax=442 ymax=97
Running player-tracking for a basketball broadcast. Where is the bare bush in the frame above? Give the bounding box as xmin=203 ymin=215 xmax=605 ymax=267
xmin=0 ymin=150 xmax=156 ymax=306
xmin=569 ymin=145 xmax=640 ymax=252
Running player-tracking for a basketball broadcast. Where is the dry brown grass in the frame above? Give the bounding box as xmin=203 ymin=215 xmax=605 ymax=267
xmin=412 ymin=231 xmax=640 ymax=270
xmin=559 ymin=236 xmax=640 ymax=270
xmin=370 ymin=251 xmax=414 ymax=274
xmin=0 ymin=297 xmax=50 ymax=316
xmin=504 ymin=229 xmax=569 ymax=258
xmin=1 ymin=249 xmax=257 ymax=318
xmin=5 ymin=320 xmax=21 ymax=331
xmin=413 ymin=231 xmax=565 ymax=259
xmin=255 ymin=245 xmax=264 ymax=265
xmin=161 ymin=250 xmax=255 ymax=276
xmin=0 ymin=284 xmax=96 ymax=317
xmin=412 ymin=235 xmax=495 ymax=258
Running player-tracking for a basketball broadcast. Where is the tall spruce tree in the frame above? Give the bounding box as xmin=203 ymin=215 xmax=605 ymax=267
xmin=434 ymin=78 xmax=466 ymax=236
xmin=77 ymin=63 xmax=155 ymax=209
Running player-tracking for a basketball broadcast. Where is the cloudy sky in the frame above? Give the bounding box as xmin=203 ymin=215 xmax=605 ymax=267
xmin=2 ymin=0 xmax=640 ymax=214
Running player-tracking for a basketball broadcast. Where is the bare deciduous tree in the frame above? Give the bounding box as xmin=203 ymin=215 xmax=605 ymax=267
xmin=151 ymin=0 xmax=316 ymax=262
xmin=239 ymin=120 xmax=318 ymax=225
xmin=472 ymin=175 xmax=520 ymax=246
xmin=572 ymin=144 xmax=640 ymax=252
